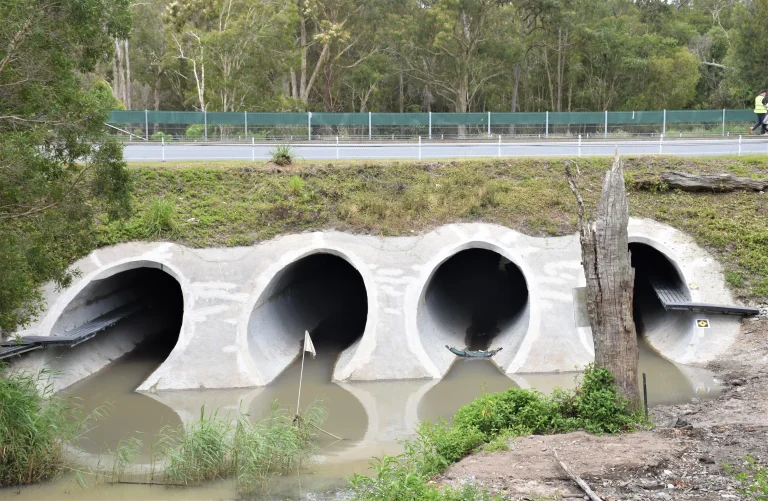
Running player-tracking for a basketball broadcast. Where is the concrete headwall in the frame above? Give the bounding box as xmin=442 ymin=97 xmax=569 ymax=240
xmin=9 ymin=220 xmax=744 ymax=392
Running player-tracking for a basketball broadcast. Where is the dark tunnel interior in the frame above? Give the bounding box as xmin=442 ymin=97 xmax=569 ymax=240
xmin=425 ymin=248 xmax=528 ymax=350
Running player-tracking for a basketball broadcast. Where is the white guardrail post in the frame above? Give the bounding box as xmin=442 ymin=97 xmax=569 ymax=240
xmin=662 ymin=109 xmax=666 ymax=136
xmin=545 ymin=111 xmax=549 ymax=138
xmin=739 ymin=135 xmax=742 ymax=156
xmin=161 ymin=136 xmax=165 ymax=162
xmin=308 ymin=111 xmax=312 ymax=141
xmin=368 ymin=111 xmax=372 ymax=141
xmin=336 ymin=136 xmax=339 ymax=159
xmin=418 ymin=136 xmax=422 ymax=160
xmin=145 ymin=109 xmax=149 ymax=141
xmin=578 ymin=135 xmax=582 ymax=157
xmin=497 ymin=134 xmax=501 ymax=157
xmin=252 ymin=137 xmax=255 ymax=161
xmin=659 ymin=134 xmax=663 ymax=154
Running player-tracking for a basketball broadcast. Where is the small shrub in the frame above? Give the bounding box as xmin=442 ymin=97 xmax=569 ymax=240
xmin=141 ymin=197 xmax=176 ymax=239
xmin=150 ymin=131 xmax=168 ymax=141
xmin=726 ymin=457 xmax=768 ymax=500
xmin=185 ymin=124 xmax=205 ymax=139
xmin=270 ymin=144 xmax=295 ymax=166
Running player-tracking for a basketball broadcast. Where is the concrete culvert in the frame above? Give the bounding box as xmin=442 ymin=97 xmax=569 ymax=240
xmin=630 ymin=242 xmax=694 ymax=361
xmin=45 ymin=267 xmax=184 ymax=389
xmin=247 ymin=253 xmax=368 ymax=384
xmin=417 ymin=248 xmax=530 ymax=376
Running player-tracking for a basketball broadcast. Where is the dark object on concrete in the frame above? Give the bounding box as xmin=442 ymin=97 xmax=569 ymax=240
xmin=637 ymin=171 xmax=768 ymax=192
xmin=0 ymin=302 xmax=144 ymax=360
xmin=446 ymin=345 xmax=502 ymax=358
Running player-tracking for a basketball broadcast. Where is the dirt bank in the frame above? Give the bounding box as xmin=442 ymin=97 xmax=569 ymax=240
xmin=438 ymin=314 xmax=768 ymax=500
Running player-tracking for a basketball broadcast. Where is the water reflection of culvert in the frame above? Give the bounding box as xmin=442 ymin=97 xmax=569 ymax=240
xmin=417 ymin=248 xmax=530 ymax=376
xmin=247 ymin=253 xmax=369 ymax=384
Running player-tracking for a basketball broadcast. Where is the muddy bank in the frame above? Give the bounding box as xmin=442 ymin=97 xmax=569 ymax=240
xmin=438 ymin=314 xmax=768 ymax=500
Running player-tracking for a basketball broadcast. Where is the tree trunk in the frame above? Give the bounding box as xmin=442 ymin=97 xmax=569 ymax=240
xmin=566 ymin=155 xmax=640 ymax=409
xmin=635 ymin=172 xmax=768 ymax=192
xmin=124 ymin=39 xmax=131 ymax=109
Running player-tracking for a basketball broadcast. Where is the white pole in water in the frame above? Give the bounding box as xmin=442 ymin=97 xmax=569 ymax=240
xmin=296 ymin=345 xmax=307 ymax=415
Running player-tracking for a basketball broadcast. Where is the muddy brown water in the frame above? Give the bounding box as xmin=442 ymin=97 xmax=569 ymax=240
xmin=1 ymin=334 xmax=721 ymax=501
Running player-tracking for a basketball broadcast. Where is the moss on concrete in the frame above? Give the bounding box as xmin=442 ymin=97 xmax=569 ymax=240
xmin=97 ymin=156 xmax=768 ymax=300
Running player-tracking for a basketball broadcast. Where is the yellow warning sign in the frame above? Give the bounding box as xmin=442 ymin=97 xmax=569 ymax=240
xmin=696 ymin=319 xmax=710 ymax=328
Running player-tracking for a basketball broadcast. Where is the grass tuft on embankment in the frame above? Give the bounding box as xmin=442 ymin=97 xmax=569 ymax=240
xmin=349 ymin=365 xmax=642 ymax=501
xmin=101 ymin=155 xmax=768 ymax=300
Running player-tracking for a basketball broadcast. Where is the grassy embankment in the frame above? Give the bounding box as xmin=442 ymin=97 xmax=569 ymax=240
xmin=101 ymin=155 xmax=768 ymax=300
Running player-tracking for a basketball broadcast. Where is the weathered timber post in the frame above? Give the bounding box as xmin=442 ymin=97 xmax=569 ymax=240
xmin=565 ymin=154 xmax=640 ymax=409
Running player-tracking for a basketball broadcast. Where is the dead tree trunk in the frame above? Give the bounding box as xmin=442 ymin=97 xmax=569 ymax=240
xmin=636 ymin=171 xmax=768 ymax=192
xmin=566 ymin=154 xmax=640 ymax=409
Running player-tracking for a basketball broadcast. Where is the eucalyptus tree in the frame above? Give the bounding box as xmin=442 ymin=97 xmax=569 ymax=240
xmin=0 ymin=0 xmax=132 ymax=333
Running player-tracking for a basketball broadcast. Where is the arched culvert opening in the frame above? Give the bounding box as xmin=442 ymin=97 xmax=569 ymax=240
xmin=630 ymin=242 xmax=693 ymax=361
xmin=45 ymin=267 xmax=183 ymax=390
xmin=417 ymin=248 xmax=530 ymax=375
xmin=247 ymin=253 xmax=368 ymax=384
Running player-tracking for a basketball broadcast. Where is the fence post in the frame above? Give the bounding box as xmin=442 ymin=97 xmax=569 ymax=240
xmin=244 ymin=111 xmax=248 ymax=138
xmin=418 ymin=135 xmax=422 ymax=160
xmin=161 ymin=136 xmax=165 ymax=162
xmin=498 ymin=134 xmax=501 ymax=158
xmin=368 ymin=111 xmax=372 ymax=141
xmin=488 ymin=111 xmax=491 ymax=137
xmin=578 ymin=134 xmax=582 ymax=157
xmin=604 ymin=110 xmax=608 ymax=138
xmin=336 ymin=136 xmax=339 ymax=159
xmin=545 ymin=111 xmax=549 ymax=138
xmin=659 ymin=134 xmax=663 ymax=154
xmin=722 ymin=109 xmax=726 ymax=137
xmin=662 ymin=109 xmax=666 ymax=136
xmin=145 ymin=109 xmax=149 ymax=141
xmin=252 ymin=137 xmax=255 ymax=161
xmin=308 ymin=111 xmax=312 ymax=141
xmin=739 ymin=135 xmax=742 ymax=156
xmin=428 ymin=111 xmax=432 ymax=140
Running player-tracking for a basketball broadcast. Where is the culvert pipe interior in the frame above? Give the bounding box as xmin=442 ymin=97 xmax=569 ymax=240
xmin=630 ymin=242 xmax=695 ymax=361
xmin=247 ymin=253 xmax=368 ymax=384
xmin=417 ymin=248 xmax=530 ymax=375
xmin=44 ymin=267 xmax=184 ymax=389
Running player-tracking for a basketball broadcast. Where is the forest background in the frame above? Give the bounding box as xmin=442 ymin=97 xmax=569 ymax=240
xmin=112 ymin=0 xmax=768 ymax=115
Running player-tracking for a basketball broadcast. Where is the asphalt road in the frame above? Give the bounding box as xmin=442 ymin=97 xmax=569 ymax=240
xmin=123 ymin=137 xmax=768 ymax=162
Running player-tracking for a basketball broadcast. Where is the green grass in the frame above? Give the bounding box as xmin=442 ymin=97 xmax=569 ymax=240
xmin=349 ymin=365 xmax=642 ymax=501
xmin=98 ymin=155 xmax=768 ymax=298
xmin=725 ymin=457 xmax=768 ymax=500
xmin=0 ymin=365 xmax=89 ymax=487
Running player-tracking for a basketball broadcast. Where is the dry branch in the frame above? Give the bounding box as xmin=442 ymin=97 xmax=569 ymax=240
xmin=553 ymin=450 xmax=602 ymax=501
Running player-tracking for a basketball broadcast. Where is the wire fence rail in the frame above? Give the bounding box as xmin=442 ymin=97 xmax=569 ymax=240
xmin=108 ymin=109 xmax=759 ymax=143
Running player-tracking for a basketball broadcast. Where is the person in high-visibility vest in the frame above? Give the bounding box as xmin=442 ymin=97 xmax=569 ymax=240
xmin=750 ymin=90 xmax=768 ymax=135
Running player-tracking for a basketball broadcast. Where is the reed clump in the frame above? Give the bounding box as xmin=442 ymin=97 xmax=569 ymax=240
xmin=148 ymin=402 xmax=326 ymax=492
xmin=0 ymin=366 xmax=81 ymax=487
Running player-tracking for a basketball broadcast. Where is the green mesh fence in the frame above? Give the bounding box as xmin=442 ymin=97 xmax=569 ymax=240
xmin=107 ymin=109 xmax=759 ymax=128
